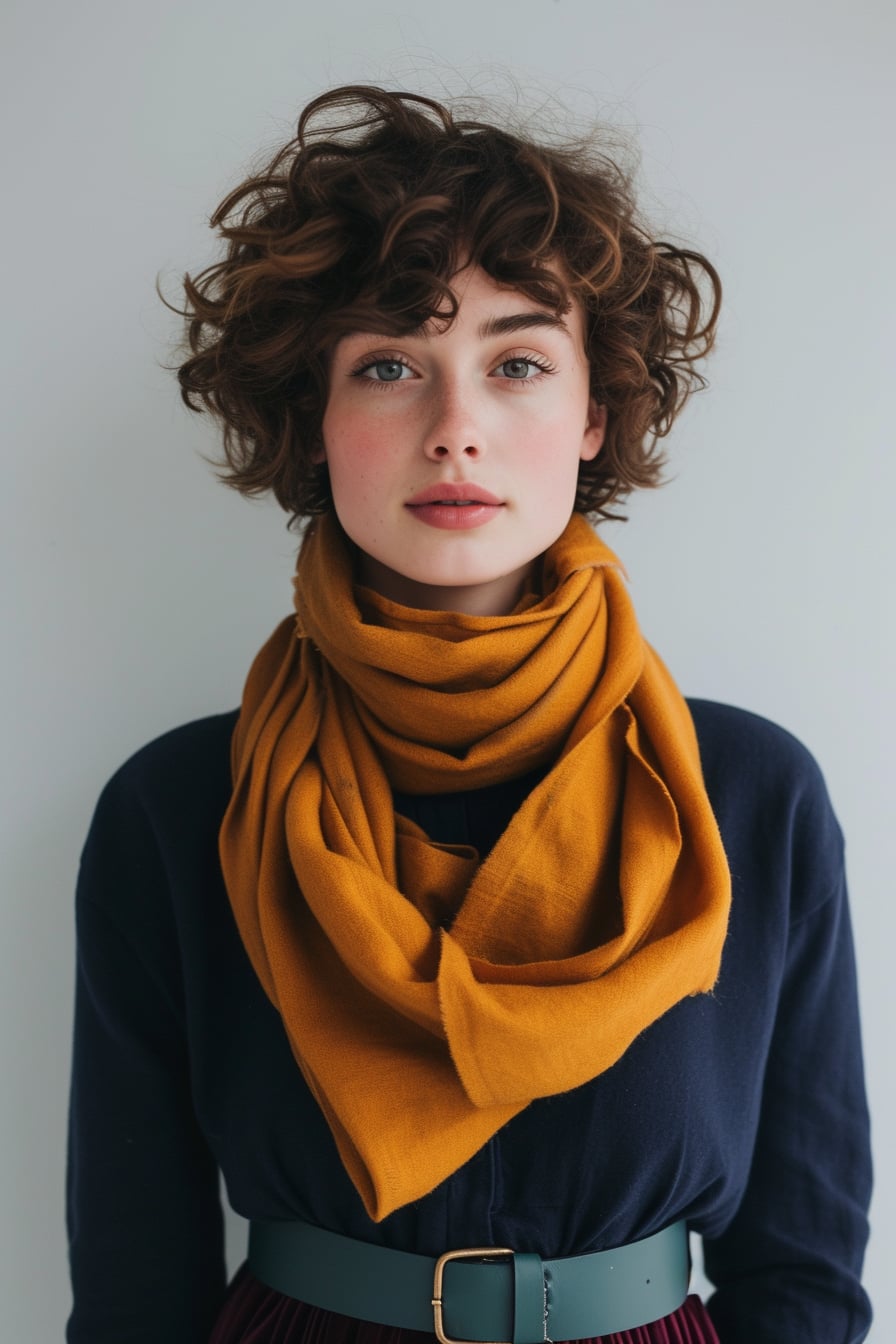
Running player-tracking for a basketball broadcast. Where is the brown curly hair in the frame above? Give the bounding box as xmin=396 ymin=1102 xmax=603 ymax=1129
xmin=174 ymin=85 xmax=721 ymax=524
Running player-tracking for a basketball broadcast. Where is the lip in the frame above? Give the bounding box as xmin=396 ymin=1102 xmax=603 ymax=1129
xmin=406 ymin=482 xmax=504 ymax=506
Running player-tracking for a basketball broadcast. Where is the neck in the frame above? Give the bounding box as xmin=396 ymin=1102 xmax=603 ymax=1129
xmin=356 ymin=553 xmax=537 ymax=617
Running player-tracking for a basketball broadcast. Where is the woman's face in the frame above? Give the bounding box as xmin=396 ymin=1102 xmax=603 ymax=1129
xmin=319 ymin=264 xmax=606 ymax=616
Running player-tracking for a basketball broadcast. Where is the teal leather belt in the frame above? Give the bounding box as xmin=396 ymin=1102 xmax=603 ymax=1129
xmin=248 ymin=1217 xmax=690 ymax=1344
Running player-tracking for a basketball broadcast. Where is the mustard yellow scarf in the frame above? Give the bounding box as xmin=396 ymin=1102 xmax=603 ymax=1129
xmin=220 ymin=512 xmax=730 ymax=1221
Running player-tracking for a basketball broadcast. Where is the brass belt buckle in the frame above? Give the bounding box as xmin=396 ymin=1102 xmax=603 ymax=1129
xmin=431 ymin=1246 xmax=514 ymax=1344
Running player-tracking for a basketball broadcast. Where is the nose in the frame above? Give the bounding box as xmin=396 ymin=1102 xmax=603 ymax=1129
xmin=421 ymin=386 xmax=484 ymax=462
xmin=425 ymin=441 xmax=480 ymax=460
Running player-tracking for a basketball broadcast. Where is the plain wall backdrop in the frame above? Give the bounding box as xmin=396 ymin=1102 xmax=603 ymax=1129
xmin=2 ymin=0 xmax=893 ymax=1337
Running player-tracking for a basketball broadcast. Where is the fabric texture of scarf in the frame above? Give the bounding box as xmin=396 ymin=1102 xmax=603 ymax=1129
xmin=220 ymin=511 xmax=731 ymax=1221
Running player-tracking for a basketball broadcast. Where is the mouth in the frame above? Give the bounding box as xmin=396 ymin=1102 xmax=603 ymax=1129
xmin=403 ymin=480 xmax=505 ymax=530
xmin=406 ymin=484 xmax=504 ymax=507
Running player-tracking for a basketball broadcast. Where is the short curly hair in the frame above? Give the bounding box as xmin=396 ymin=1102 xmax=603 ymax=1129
xmin=174 ymin=85 xmax=721 ymax=524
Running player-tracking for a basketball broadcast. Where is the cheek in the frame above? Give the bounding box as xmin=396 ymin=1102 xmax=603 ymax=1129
xmin=514 ymin=415 xmax=589 ymax=490
xmin=322 ymin=415 xmax=398 ymax=511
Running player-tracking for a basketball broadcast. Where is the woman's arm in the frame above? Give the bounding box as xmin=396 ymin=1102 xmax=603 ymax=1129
xmin=66 ymin=768 xmax=226 ymax=1343
xmin=703 ymin=859 xmax=872 ymax=1341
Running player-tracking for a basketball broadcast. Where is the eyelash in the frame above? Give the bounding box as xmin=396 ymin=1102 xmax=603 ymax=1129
xmin=348 ymin=351 xmax=557 ymax=388
xmin=349 ymin=354 xmax=415 ymax=390
xmin=494 ymin=354 xmax=556 ymax=382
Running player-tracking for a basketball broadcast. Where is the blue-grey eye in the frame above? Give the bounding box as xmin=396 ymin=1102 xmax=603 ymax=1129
xmin=367 ymin=360 xmax=407 ymax=381
xmin=499 ymin=358 xmax=538 ymax=379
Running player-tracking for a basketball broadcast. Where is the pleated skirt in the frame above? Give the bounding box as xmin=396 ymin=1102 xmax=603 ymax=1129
xmin=209 ymin=1263 xmax=720 ymax=1344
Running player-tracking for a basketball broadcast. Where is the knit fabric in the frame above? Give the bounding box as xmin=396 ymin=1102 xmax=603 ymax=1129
xmin=65 ymin=702 xmax=873 ymax=1342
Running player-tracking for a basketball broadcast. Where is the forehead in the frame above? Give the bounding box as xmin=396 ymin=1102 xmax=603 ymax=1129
xmin=445 ymin=263 xmax=581 ymax=330
xmin=333 ymin=263 xmax=584 ymax=349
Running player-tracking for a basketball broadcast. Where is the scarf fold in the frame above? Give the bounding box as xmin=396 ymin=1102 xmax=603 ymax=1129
xmin=220 ymin=512 xmax=731 ymax=1221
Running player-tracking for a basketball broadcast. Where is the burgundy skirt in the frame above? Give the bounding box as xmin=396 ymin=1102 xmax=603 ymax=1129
xmin=209 ymin=1263 xmax=719 ymax=1344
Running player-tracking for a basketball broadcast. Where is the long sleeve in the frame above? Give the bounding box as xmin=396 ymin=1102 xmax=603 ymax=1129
xmin=66 ymin=768 xmax=226 ymax=1342
xmin=64 ymin=705 xmax=874 ymax=1341
xmin=703 ymin=814 xmax=872 ymax=1340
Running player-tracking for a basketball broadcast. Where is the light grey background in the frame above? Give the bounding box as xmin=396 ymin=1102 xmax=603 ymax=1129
xmin=2 ymin=1 xmax=893 ymax=1338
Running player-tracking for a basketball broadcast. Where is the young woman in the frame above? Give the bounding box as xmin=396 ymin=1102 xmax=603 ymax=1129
xmin=66 ymin=86 xmax=872 ymax=1343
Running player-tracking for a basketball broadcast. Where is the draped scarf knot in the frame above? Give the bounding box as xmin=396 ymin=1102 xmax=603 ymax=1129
xmin=220 ymin=512 xmax=731 ymax=1220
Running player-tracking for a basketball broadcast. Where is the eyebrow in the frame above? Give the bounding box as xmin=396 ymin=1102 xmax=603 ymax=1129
xmin=478 ymin=312 xmax=572 ymax=340
xmin=338 ymin=310 xmax=573 ymax=351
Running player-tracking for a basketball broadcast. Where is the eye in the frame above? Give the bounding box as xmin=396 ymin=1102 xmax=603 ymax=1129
xmin=354 ymin=358 xmax=415 ymax=383
xmin=492 ymin=356 xmax=554 ymax=380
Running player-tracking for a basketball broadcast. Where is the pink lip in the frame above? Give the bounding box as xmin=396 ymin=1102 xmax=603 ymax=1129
xmin=406 ymin=483 xmax=504 ymax=506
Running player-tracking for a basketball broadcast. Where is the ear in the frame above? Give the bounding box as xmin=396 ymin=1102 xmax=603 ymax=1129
xmin=580 ymin=400 xmax=607 ymax=462
xmin=311 ymin=439 xmax=327 ymax=465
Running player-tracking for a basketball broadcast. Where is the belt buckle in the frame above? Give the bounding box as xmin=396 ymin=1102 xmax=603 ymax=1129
xmin=431 ymin=1246 xmax=514 ymax=1344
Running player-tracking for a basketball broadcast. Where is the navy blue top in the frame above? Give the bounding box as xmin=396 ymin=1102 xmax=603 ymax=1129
xmin=65 ymin=700 xmax=872 ymax=1342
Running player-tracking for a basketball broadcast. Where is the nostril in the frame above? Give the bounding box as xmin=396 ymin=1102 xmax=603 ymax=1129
xmin=426 ymin=442 xmax=480 ymax=458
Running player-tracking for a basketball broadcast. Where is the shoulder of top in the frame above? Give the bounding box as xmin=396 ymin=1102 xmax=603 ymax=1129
xmin=686 ymin=700 xmax=847 ymax=918
xmin=101 ymin=710 xmax=240 ymax=808
xmin=685 ymin=696 xmax=835 ymax=804
xmin=687 ymin=697 xmax=821 ymax=766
